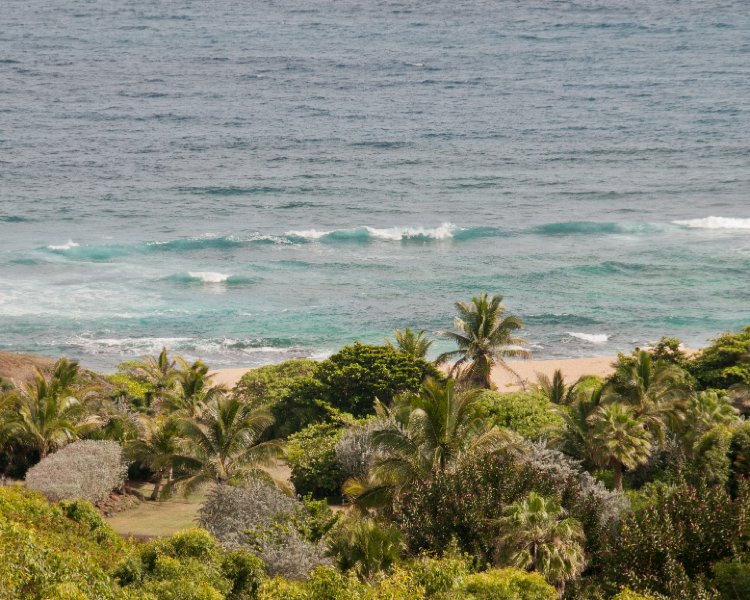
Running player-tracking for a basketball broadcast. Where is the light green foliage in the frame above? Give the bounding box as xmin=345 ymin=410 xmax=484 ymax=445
xmin=460 ymin=568 xmax=557 ymax=599
xmin=475 ymin=390 xmax=564 ymax=439
xmin=286 ymin=422 xmax=346 ymax=499
xmin=0 ymin=487 xmax=128 ymax=599
xmin=689 ymin=326 xmax=750 ymax=390
xmin=387 ymin=327 xmax=433 ymax=359
xmin=234 ymin=360 xmax=318 ymax=405
xmin=107 ymin=372 xmax=153 ymax=408
xmin=115 ymin=528 xmax=264 ymax=600
xmin=711 ymin=557 xmax=750 ymax=599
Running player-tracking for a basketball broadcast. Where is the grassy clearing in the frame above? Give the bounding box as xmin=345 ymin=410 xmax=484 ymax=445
xmin=106 ymin=482 xmax=205 ymax=538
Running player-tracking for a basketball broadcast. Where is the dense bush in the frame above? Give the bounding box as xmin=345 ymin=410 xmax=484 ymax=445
xmin=603 ymin=482 xmax=749 ymax=598
xmin=392 ymin=442 xmax=626 ymax=566
xmin=475 ymin=390 xmax=565 ymax=439
xmin=25 ymin=440 xmax=127 ymax=503
xmin=711 ymin=557 xmax=750 ymax=599
xmin=461 ymin=568 xmax=557 ymax=599
xmin=326 ymin=518 xmax=403 ymax=580
xmin=286 ymin=422 xmax=346 ymax=499
xmin=198 ymin=481 xmax=329 ymax=579
xmin=0 ymin=487 xmax=128 ymax=599
xmin=689 ymin=326 xmax=750 ymax=390
xmin=335 ymin=417 xmax=390 ymax=481
xmin=115 ymin=528 xmax=264 ymax=599
xmin=234 ymin=360 xmax=318 ymax=405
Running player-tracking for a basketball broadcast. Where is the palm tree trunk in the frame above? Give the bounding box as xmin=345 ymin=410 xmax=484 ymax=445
xmin=613 ymin=462 xmax=623 ymax=491
xmin=150 ymin=471 xmax=163 ymax=501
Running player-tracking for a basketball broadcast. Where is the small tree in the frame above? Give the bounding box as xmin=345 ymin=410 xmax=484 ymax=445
xmin=326 ymin=517 xmax=402 ymax=580
xmin=25 ymin=440 xmax=127 ymax=503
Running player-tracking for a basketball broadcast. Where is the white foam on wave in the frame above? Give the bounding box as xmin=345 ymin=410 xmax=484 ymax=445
xmin=567 ymin=332 xmax=610 ymax=344
xmin=673 ymin=216 xmax=750 ymax=230
xmin=285 ymin=222 xmax=458 ymax=241
xmin=188 ymin=271 xmax=230 ymax=283
xmin=48 ymin=240 xmax=79 ymax=250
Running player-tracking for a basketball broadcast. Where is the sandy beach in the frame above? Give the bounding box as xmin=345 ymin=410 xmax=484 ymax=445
xmin=211 ymin=355 xmax=618 ymax=390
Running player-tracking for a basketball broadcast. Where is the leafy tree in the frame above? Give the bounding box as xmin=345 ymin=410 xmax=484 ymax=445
xmin=177 ymin=396 xmax=282 ymax=492
xmin=233 ymin=359 xmax=317 ymax=406
xmin=589 ymin=403 xmax=653 ymax=490
xmin=286 ymin=422 xmax=347 ymax=499
xmin=689 ymin=326 xmax=750 ymax=390
xmin=347 ymin=378 xmax=513 ymax=508
xmin=326 ymin=517 xmax=403 ymax=580
xmin=438 ymin=293 xmax=529 ymax=389
xmin=498 ymin=492 xmax=585 ymax=594
xmin=127 ymin=418 xmax=183 ymax=500
xmin=386 ymin=327 xmax=433 ymax=359
xmin=604 ymin=482 xmax=748 ymax=598
xmin=4 ymin=358 xmax=88 ymax=459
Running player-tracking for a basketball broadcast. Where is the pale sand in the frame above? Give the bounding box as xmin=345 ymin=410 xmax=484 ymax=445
xmin=211 ymin=355 xmax=618 ymax=391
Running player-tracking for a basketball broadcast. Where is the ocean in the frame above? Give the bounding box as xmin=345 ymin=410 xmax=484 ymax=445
xmin=1 ymin=0 xmax=749 ymax=371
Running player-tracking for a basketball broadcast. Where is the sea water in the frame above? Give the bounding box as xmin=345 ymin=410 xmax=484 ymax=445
xmin=1 ymin=0 xmax=749 ymax=370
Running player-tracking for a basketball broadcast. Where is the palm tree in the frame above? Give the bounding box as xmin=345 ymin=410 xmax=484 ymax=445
xmin=679 ymin=390 xmax=739 ymax=453
xmin=127 ymin=418 xmax=183 ymax=500
xmin=604 ymin=351 xmax=688 ymax=442
xmin=124 ymin=347 xmax=183 ymax=407
xmin=553 ymin=384 xmax=603 ymax=467
xmin=165 ymin=360 xmax=226 ymax=418
xmin=326 ymin=517 xmax=402 ymax=580
xmin=437 ymin=293 xmax=529 ymax=389
xmin=588 ymin=403 xmax=652 ymax=490
xmin=499 ymin=491 xmax=586 ymax=595
xmin=386 ymin=327 xmax=433 ymax=359
xmin=537 ymin=369 xmax=572 ymax=404
xmin=346 ymin=378 xmax=514 ymax=508
xmin=5 ymin=359 xmax=85 ymax=458
xmin=176 ymin=396 xmax=282 ymax=493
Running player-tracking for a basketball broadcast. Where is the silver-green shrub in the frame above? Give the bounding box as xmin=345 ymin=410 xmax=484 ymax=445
xmin=25 ymin=440 xmax=127 ymax=503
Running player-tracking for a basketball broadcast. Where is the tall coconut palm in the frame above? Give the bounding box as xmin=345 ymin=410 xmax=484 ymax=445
xmin=499 ymin=491 xmax=586 ymax=595
xmin=5 ymin=359 xmax=85 ymax=458
xmin=124 ymin=347 xmax=183 ymax=407
xmin=127 ymin=418 xmax=183 ymax=500
xmin=345 ymin=378 xmax=514 ymax=508
xmin=165 ymin=360 xmax=226 ymax=418
xmin=604 ymin=351 xmax=688 ymax=442
xmin=437 ymin=293 xmax=529 ymax=389
xmin=588 ymin=403 xmax=652 ymax=490
xmin=176 ymin=396 xmax=282 ymax=493
xmin=387 ymin=327 xmax=433 ymax=359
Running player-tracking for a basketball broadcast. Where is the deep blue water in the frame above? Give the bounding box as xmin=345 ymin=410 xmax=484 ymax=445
xmin=1 ymin=0 xmax=749 ymax=370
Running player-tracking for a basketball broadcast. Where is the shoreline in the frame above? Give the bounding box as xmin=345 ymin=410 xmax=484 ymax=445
xmin=210 ymin=354 xmax=620 ymax=390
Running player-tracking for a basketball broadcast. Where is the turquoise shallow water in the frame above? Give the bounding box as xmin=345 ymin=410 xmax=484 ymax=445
xmin=1 ymin=0 xmax=749 ymax=370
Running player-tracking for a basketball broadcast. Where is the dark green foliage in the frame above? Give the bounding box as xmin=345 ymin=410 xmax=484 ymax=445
xmin=291 ymin=495 xmax=341 ymax=543
xmin=475 ymin=390 xmax=565 ymax=439
xmin=309 ymin=343 xmax=442 ymax=418
xmin=391 ymin=444 xmax=624 ymax=568
xmin=689 ymin=327 xmax=750 ymax=390
xmin=326 ymin=517 xmax=403 ymax=580
xmin=603 ymin=482 xmax=748 ymax=598
xmin=729 ymin=423 xmax=750 ymax=495
xmin=286 ymin=422 xmax=346 ymax=499
xmin=711 ymin=557 xmax=750 ymax=599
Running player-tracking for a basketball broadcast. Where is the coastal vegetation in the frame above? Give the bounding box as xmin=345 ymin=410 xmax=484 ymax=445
xmin=0 ymin=297 xmax=749 ymax=599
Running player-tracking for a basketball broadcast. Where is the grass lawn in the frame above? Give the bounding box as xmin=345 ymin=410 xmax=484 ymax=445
xmin=106 ymin=482 xmax=206 ymax=538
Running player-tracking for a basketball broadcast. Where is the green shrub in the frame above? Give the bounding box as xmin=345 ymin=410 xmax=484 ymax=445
xmin=611 ymin=589 xmax=657 ymax=600
xmin=115 ymin=528 xmax=264 ymax=600
xmin=326 ymin=518 xmax=403 ymax=580
xmin=234 ymin=360 xmax=318 ymax=405
xmin=0 ymin=487 xmax=128 ymax=599
xmin=286 ymin=422 xmax=346 ymax=499
xmin=461 ymin=568 xmax=557 ymax=599
xmin=689 ymin=326 xmax=750 ymax=390
xmin=475 ymin=390 xmax=564 ymax=439
xmin=711 ymin=557 xmax=750 ymax=599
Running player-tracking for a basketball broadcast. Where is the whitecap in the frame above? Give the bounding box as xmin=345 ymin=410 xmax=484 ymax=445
xmin=365 ymin=222 xmax=457 ymax=241
xmin=187 ymin=271 xmax=230 ymax=283
xmin=47 ymin=240 xmax=80 ymax=250
xmin=673 ymin=216 xmax=750 ymax=230
xmin=567 ymin=332 xmax=610 ymax=344
xmin=285 ymin=229 xmax=331 ymax=240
